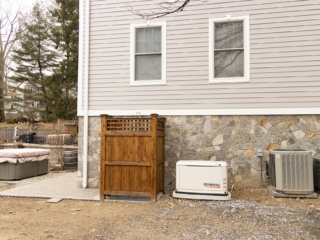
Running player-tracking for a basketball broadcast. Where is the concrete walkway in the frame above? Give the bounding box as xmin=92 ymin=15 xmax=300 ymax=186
xmin=0 ymin=172 xmax=99 ymax=201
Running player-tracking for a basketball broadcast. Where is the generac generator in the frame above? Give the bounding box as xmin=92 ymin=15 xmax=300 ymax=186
xmin=173 ymin=160 xmax=231 ymax=200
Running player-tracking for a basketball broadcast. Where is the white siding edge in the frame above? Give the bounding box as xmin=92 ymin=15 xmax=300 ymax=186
xmin=77 ymin=108 xmax=320 ymax=116
xmin=77 ymin=0 xmax=84 ymax=114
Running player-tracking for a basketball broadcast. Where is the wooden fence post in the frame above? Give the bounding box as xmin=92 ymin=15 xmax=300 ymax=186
xmin=151 ymin=113 xmax=158 ymax=202
xmin=162 ymin=118 xmax=166 ymax=195
xmin=100 ymin=114 xmax=108 ymax=201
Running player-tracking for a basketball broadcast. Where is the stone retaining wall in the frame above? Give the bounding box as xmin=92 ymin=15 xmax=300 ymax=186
xmin=78 ymin=115 xmax=320 ymax=189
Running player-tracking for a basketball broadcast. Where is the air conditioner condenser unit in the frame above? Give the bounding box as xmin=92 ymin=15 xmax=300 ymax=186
xmin=268 ymin=149 xmax=317 ymax=198
xmin=173 ymin=160 xmax=231 ymax=200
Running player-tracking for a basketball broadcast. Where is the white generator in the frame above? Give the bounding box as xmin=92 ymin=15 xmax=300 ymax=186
xmin=173 ymin=160 xmax=231 ymax=200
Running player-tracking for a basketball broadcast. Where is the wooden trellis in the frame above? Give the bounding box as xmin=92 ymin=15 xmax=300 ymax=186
xmin=100 ymin=114 xmax=165 ymax=202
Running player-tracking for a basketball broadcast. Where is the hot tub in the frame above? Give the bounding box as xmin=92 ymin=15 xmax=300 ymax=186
xmin=0 ymin=149 xmax=50 ymax=180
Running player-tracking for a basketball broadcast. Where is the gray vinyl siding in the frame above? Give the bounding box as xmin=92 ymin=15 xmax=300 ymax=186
xmin=82 ymin=0 xmax=320 ymax=112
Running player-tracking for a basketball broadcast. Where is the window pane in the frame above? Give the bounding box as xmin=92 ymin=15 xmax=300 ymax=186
xmin=215 ymin=22 xmax=232 ymax=49
xmin=136 ymin=28 xmax=145 ymax=53
xmin=136 ymin=27 xmax=161 ymax=54
xmin=153 ymin=27 xmax=161 ymax=52
xmin=135 ymin=54 xmax=161 ymax=80
xmin=145 ymin=28 xmax=153 ymax=52
xmin=136 ymin=28 xmax=145 ymax=41
xmin=215 ymin=21 xmax=243 ymax=49
xmin=214 ymin=50 xmax=244 ymax=78
xmin=233 ymin=22 xmax=244 ymax=48
xmin=136 ymin=41 xmax=144 ymax=53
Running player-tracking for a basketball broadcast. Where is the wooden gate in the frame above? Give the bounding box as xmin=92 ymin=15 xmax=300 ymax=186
xmin=100 ymin=114 xmax=165 ymax=201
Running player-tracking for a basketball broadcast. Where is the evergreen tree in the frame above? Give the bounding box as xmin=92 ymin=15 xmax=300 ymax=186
xmin=50 ymin=0 xmax=78 ymax=120
xmin=9 ymin=1 xmax=58 ymax=121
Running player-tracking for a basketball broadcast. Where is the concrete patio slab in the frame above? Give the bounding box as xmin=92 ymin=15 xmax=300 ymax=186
xmin=0 ymin=172 xmax=99 ymax=201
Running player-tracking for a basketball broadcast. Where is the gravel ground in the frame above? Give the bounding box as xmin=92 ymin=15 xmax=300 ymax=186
xmin=83 ymin=192 xmax=320 ymax=240
xmin=0 ymin=173 xmax=319 ymax=239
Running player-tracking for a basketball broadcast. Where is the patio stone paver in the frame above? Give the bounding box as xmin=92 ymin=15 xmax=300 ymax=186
xmin=0 ymin=172 xmax=99 ymax=200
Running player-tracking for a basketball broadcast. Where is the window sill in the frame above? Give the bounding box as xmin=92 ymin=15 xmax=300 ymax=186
xmin=209 ymin=78 xmax=250 ymax=84
xmin=130 ymin=80 xmax=166 ymax=86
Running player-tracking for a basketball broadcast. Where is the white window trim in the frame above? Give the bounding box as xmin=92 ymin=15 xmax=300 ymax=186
xmin=209 ymin=15 xmax=250 ymax=83
xmin=130 ymin=22 xmax=166 ymax=86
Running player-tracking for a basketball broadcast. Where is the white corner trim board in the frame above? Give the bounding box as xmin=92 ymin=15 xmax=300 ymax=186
xmin=77 ymin=108 xmax=320 ymax=117
xmin=78 ymin=0 xmax=90 ymax=189
xmin=77 ymin=0 xmax=84 ymax=115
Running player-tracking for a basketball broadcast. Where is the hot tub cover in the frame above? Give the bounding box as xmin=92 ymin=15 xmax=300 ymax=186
xmin=0 ymin=149 xmax=50 ymax=164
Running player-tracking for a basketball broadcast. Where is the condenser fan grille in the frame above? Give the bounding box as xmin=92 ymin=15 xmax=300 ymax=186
xmin=281 ymin=154 xmax=310 ymax=191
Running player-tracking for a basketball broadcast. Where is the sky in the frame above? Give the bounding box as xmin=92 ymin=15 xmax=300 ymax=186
xmin=0 ymin=0 xmax=48 ymax=80
xmin=1 ymin=0 xmax=37 ymax=13
xmin=18 ymin=0 xmax=37 ymax=10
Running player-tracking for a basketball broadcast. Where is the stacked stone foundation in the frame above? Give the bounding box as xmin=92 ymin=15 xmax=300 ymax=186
xmin=78 ymin=115 xmax=320 ymax=190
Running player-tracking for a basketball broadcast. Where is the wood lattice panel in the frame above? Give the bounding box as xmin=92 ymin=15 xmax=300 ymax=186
xmin=100 ymin=114 xmax=165 ymax=202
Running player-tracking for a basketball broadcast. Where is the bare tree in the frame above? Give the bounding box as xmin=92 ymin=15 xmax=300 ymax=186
xmin=126 ymin=0 xmax=191 ymax=21
xmin=0 ymin=2 xmax=21 ymax=122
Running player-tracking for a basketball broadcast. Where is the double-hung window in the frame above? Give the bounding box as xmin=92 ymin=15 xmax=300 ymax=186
xmin=209 ymin=15 xmax=250 ymax=83
xmin=130 ymin=22 xmax=166 ymax=85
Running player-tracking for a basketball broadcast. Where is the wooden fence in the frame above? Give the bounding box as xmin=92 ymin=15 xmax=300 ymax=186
xmin=57 ymin=119 xmax=78 ymax=127
xmin=0 ymin=129 xmax=53 ymax=143
xmin=100 ymin=114 xmax=165 ymax=202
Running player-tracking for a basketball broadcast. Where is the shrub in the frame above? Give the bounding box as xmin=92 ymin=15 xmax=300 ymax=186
xmin=12 ymin=118 xmax=19 ymax=124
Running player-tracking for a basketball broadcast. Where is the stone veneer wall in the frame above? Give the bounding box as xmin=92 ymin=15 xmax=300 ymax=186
xmin=77 ymin=117 xmax=101 ymax=188
xmin=78 ymin=115 xmax=320 ymax=189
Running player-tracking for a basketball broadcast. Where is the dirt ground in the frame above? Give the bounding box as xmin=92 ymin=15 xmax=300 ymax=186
xmin=1 ymin=186 xmax=320 ymax=240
